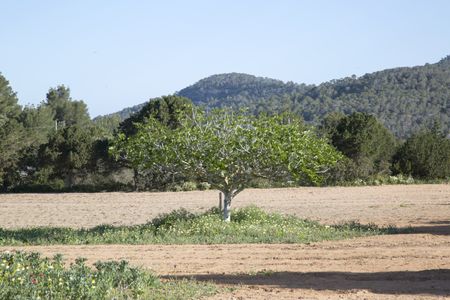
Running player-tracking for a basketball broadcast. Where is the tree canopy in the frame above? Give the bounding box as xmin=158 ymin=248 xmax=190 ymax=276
xmin=323 ymin=112 xmax=396 ymax=179
xmin=0 ymin=74 xmax=24 ymax=190
xmin=111 ymin=109 xmax=341 ymax=220
xmin=45 ymin=85 xmax=91 ymax=127
xmin=38 ymin=125 xmax=100 ymax=187
xmin=392 ymin=126 xmax=450 ymax=179
xmin=118 ymin=95 xmax=193 ymax=137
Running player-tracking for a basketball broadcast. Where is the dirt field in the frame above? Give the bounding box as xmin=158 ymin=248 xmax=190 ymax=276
xmin=0 ymin=184 xmax=449 ymax=229
xmin=1 ymin=184 xmax=450 ymax=299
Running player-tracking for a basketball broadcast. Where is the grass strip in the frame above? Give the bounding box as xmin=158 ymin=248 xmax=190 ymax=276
xmin=0 ymin=206 xmax=405 ymax=246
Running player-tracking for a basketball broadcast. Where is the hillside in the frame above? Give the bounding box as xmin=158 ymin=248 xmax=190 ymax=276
xmin=95 ymin=73 xmax=308 ymax=121
xmin=177 ymin=73 xmax=310 ymax=109
xmin=289 ymin=56 xmax=450 ymax=137
xmin=101 ymin=56 xmax=450 ymax=138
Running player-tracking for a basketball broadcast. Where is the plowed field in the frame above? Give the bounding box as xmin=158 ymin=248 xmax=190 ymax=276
xmin=1 ymin=184 xmax=449 ymax=299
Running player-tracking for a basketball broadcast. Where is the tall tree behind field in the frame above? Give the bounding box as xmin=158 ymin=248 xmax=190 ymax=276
xmin=5 ymin=85 xmax=101 ymax=191
xmin=20 ymin=105 xmax=55 ymax=145
xmin=325 ymin=112 xmax=396 ymax=180
xmin=11 ymin=105 xmax=57 ymax=187
xmin=392 ymin=126 xmax=450 ymax=179
xmin=118 ymin=95 xmax=193 ymax=137
xmin=0 ymin=74 xmax=24 ymax=190
xmin=38 ymin=125 xmax=101 ymax=187
xmin=0 ymin=74 xmax=21 ymax=126
xmin=45 ymin=85 xmax=91 ymax=127
xmin=32 ymin=87 xmax=101 ymax=188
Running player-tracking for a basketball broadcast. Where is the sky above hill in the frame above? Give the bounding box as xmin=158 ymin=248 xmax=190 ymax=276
xmin=1 ymin=0 xmax=450 ymax=117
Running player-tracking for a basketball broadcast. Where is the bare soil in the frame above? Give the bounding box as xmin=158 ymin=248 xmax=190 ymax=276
xmin=1 ymin=184 xmax=450 ymax=299
xmin=0 ymin=184 xmax=449 ymax=229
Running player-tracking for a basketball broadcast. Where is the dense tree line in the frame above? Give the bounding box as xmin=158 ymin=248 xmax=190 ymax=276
xmin=0 ymin=65 xmax=449 ymax=192
xmin=0 ymin=77 xmax=114 ymax=192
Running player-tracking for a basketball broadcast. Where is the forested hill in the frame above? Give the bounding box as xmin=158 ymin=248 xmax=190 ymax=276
xmin=177 ymin=73 xmax=310 ymax=108
xmin=289 ymin=56 xmax=450 ymax=138
xmin=99 ymin=73 xmax=309 ymax=120
xmin=103 ymin=56 xmax=450 ymax=138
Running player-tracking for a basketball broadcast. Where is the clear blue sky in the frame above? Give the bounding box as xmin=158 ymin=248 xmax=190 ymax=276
xmin=1 ymin=0 xmax=449 ymax=117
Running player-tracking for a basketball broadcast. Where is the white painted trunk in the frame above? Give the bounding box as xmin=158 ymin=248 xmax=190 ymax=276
xmin=223 ymin=192 xmax=232 ymax=222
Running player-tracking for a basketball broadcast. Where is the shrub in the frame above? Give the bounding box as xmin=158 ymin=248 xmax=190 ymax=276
xmin=167 ymin=184 xmax=183 ymax=192
xmin=197 ymin=182 xmax=211 ymax=190
xmin=328 ymin=112 xmax=396 ymax=177
xmin=182 ymin=181 xmax=197 ymax=191
xmin=0 ymin=251 xmax=156 ymax=299
xmin=248 ymin=178 xmax=273 ymax=188
xmin=151 ymin=208 xmax=197 ymax=228
xmin=0 ymin=251 xmax=217 ymax=299
xmin=392 ymin=127 xmax=450 ymax=179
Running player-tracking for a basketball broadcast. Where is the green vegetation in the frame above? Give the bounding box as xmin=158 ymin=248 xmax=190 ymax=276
xmin=0 ymin=206 xmax=399 ymax=246
xmin=0 ymin=251 xmax=217 ymax=300
xmin=288 ymin=56 xmax=450 ymax=138
xmin=111 ymin=110 xmax=341 ymax=220
xmin=0 ymin=73 xmax=24 ymax=191
xmin=110 ymin=57 xmax=450 ymax=138
xmin=1 ymin=57 xmax=450 ymax=193
xmin=118 ymin=95 xmax=193 ymax=136
xmin=175 ymin=58 xmax=450 ymax=138
xmin=392 ymin=126 xmax=450 ymax=179
xmin=322 ymin=112 xmax=397 ymax=182
xmin=178 ymin=73 xmax=309 ymax=111
xmin=114 ymin=95 xmax=196 ymax=191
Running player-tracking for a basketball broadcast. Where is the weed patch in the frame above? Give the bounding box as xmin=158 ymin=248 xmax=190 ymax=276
xmin=0 ymin=206 xmax=400 ymax=246
xmin=0 ymin=251 xmax=217 ymax=299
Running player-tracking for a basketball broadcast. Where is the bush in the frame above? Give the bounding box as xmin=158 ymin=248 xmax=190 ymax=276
xmin=325 ymin=157 xmax=359 ymax=184
xmin=329 ymin=112 xmax=396 ymax=177
xmin=0 ymin=251 xmax=217 ymax=300
xmin=248 ymin=178 xmax=273 ymax=188
xmin=151 ymin=208 xmax=197 ymax=228
xmin=182 ymin=181 xmax=197 ymax=191
xmin=197 ymin=182 xmax=211 ymax=190
xmin=392 ymin=127 xmax=450 ymax=179
xmin=167 ymin=184 xmax=183 ymax=192
xmin=0 ymin=251 xmax=157 ymax=299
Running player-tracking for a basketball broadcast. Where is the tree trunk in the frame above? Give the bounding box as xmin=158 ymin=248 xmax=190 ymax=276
xmin=66 ymin=171 xmax=75 ymax=188
xmin=133 ymin=168 xmax=139 ymax=191
xmin=222 ymin=192 xmax=232 ymax=222
xmin=1 ymin=179 xmax=8 ymax=193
